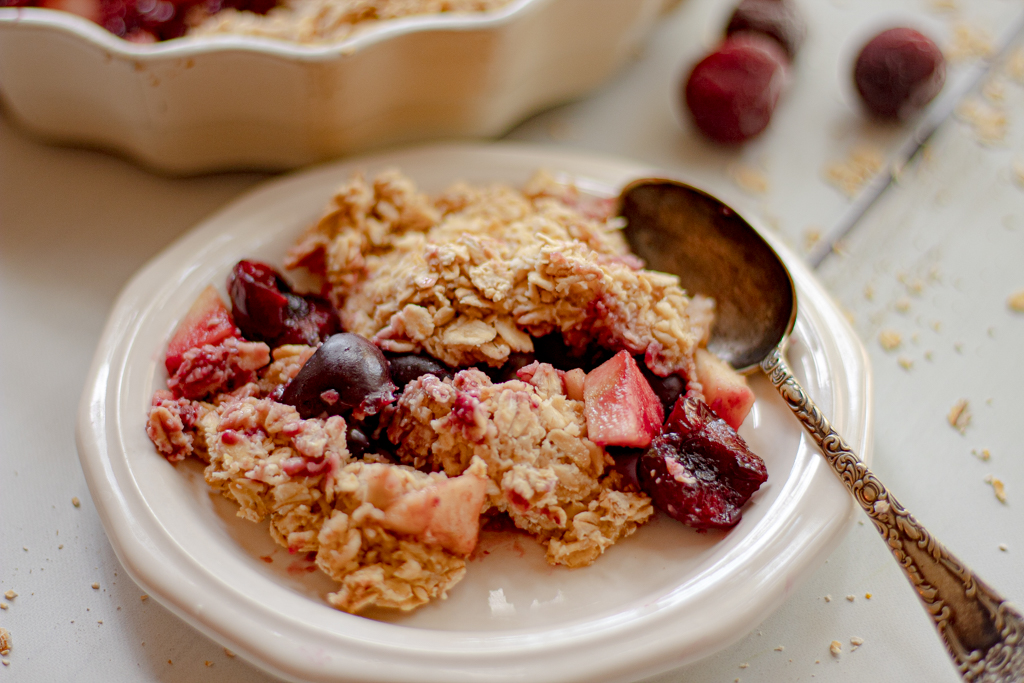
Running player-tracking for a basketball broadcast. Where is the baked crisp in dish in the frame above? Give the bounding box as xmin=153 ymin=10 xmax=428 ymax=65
xmin=193 ymin=0 xmax=515 ymax=45
xmin=146 ymin=170 xmax=767 ymax=614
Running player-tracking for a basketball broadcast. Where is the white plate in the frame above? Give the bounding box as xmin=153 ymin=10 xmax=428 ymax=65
xmin=76 ymin=142 xmax=872 ymax=683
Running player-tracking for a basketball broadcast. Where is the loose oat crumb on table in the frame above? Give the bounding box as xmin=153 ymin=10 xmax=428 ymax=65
xmin=829 ymin=640 xmax=842 ymax=657
xmin=948 ymin=399 xmax=971 ymax=434
xmin=71 ymin=497 xmax=80 ymax=507
xmin=878 ymin=329 xmax=902 ymax=351
xmin=984 ymin=475 xmax=1007 ymax=504
xmin=0 ymin=628 xmax=10 ymax=656
xmin=823 ymin=145 xmax=885 ymax=198
xmin=1007 ymin=290 xmax=1024 ymax=313
xmin=3 ymin=591 xmax=15 ymax=601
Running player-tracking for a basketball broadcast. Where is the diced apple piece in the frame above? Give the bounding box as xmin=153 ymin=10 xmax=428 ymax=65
xmin=694 ymin=348 xmax=755 ymax=431
xmin=379 ymin=470 xmax=487 ymax=557
xmin=165 ymin=285 xmax=240 ymax=374
xmin=422 ymin=474 xmax=488 ymax=557
xmin=584 ymin=351 xmax=664 ymax=449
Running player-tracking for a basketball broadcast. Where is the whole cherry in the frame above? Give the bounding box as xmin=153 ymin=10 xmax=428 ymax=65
xmin=684 ymin=33 xmax=790 ymax=143
xmin=853 ymin=27 xmax=946 ymax=121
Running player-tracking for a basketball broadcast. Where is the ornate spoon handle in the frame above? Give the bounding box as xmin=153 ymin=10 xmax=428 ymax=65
xmin=761 ymin=347 xmax=1024 ymax=682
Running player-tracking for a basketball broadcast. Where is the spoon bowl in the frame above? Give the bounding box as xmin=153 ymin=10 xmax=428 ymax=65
xmin=618 ymin=178 xmax=1024 ymax=683
xmin=619 ymin=179 xmax=796 ymax=371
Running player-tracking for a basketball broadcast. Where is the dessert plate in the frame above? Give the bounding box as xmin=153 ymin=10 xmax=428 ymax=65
xmin=76 ymin=142 xmax=872 ymax=683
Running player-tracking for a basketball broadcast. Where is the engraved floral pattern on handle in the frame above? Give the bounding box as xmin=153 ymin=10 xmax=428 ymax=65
xmin=761 ymin=347 xmax=1024 ymax=683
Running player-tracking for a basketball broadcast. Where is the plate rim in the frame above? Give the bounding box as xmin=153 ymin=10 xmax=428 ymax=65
xmin=76 ymin=141 xmax=873 ymax=683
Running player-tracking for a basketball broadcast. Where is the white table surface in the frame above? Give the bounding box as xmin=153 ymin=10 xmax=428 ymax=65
xmin=2 ymin=0 xmax=1023 ymax=681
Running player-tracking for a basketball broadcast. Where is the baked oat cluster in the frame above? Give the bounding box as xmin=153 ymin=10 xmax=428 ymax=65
xmin=146 ymin=170 xmax=767 ymax=615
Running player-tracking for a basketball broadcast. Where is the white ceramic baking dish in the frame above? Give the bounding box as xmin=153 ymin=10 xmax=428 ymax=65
xmin=0 ymin=0 xmax=677 ymax=174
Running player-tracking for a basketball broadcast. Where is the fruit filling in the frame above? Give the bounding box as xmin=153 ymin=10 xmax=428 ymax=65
xmin=145 ymin=169 xmax=768 ymax=614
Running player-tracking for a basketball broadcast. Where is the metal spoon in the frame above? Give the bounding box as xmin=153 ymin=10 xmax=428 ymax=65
xmin=618 ymin=178 xmax=1024 ymax=683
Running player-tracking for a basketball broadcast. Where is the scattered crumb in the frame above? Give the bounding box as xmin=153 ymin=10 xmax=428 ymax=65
xmin=948 ymin=399 xmax=971 ymax=434
xmin=140 ymin=595 xmax=148 ymax=601
xmin=224 ymin=648 xmax=236 ymax=658
xmin=956 ymin=98 xmax=1007 ymax=146
xmin=91 ymin=583 xmax=100 ymax=590
xmin=739 ymin=663 xmax=749 ymax=669
xmin=999 ymin=543 xmax=1008 ymax=552
xmin=878 ymin=329 xmax=902 ymax=351
xmin=729 ymin=164 xmax=769 ymax=195
xmin=205 ymin=661 xmax=214 ymax=667
xmin=1007 ymin=47 xmax=1024 ymax=83
xmin=97 ymin=620 xmax=103 ymax=625
xmin=982 ymin=79 xmax=1005 ymax=103
xmin=984 ymin=475 xmax=1007 ymax=504
xmin=865 ymin=593 xmax=872 ymax=599
xmin=824 ymin=145 xmax=885 ymax=197
xmin=815 ymin=659 xmax=821 ymax=664
xmin=1013 ymin=162 xmax=1024 ymax=190
xmin=0 ymin=604 xmax=5 ymax=611
xmin=168 ymin=660 xmax=172 ymax=665
xmin=775 ymin=646 xmax=785 ymax=652
xmin=972 ymin=449 xmax=992 ymax=461
xmin=851 ymin=636 xmax=864 ymax=650
xmin=846 ymin=595 xmax=855 ymax=602
xmin=0 ymin=628 xmax=10 ymax=655
xmin=927 ymin=0 xmax=956 ymax=11
xmin=1 ymin=660 xmax=7 ymax=666
xmin=72 ymin=497 xmax=80 ymax=508
xmin=946 ymin=23 xmax=994 ymax=62
xmin=898 ymin=357 xmax=914 ymax=370
xmin=830 ymin=640 xmax=842 ymax=657
xmin=824 ymin=594 xmax=832 ymax=602
xmin=895 ymin=298 xmax=912 ymax=313
xmin=1008 ymin=290 xmax=1024 ymax=313
xmin=3 ymin=591 xmax=15 ymax=601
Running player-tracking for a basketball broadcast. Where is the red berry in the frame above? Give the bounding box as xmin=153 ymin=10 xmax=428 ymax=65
xmin=684 ymin=34 xmax=789 ymax=143
xmin=725 ymin=0 xmax=806 ymax=61
xmin=227 ymin=260 xmax=339 ymax=348
xmin=638 ymin=397 xmax=767 ymax=531
xmin=854 ymin=28 xmax=945 ymax=120
xmin=280 ymin=333 xmax=396 ymax=420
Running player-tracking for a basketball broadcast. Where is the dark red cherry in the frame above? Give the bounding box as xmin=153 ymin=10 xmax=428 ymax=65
xmin=684 ymin=33 xmax=789 ymax=143
xmin=280 ymin=333 xmax=396 ymax=420
xmin=227 ymin=260 xmax=339 ymax=348
xmin=725 ymin=0 xmax=806 ymax=61
xmin=854 ymin=27 xmax=945 ymax=121
xmin=638 ymin=397 xmax=767 ymax=531
xmin=386 ymin=354 xmax=452 ymax=389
